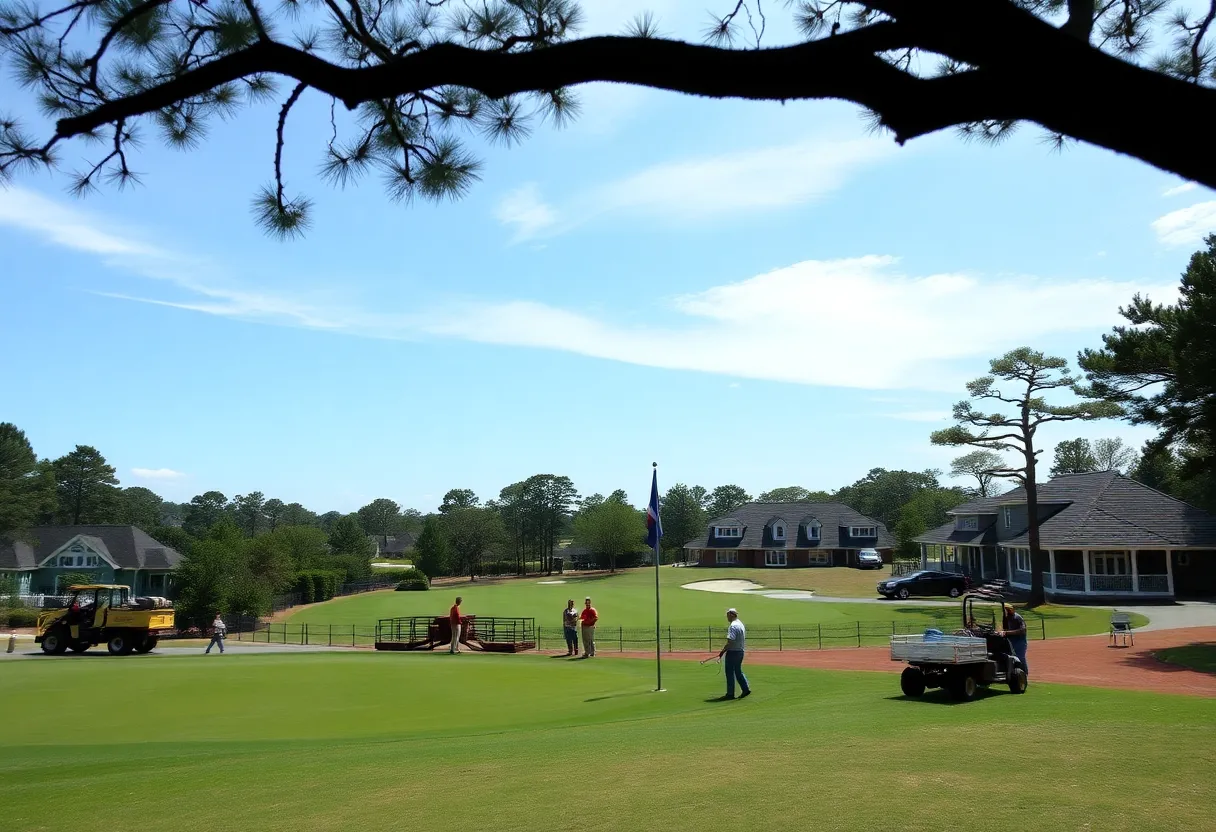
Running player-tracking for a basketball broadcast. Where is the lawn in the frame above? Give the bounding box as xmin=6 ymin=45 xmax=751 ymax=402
xmin=0 ymin=652 xmax=1211 ymax=832
xmin=288 ymin=567 xmax=1145 ymax=639
xmin=1156 ymin=644 xmax=1216 ymax=673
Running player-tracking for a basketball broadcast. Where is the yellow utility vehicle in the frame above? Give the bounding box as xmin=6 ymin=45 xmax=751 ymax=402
xmin=36 ymin=585 xmax=175 ymax=655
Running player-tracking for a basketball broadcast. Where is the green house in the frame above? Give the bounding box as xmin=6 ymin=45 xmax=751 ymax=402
xmin=1 ymin=525 xmax=182 ymax=597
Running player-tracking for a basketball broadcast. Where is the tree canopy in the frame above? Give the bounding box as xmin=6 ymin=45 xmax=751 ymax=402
xmin=2 ymin=0 xmax=1213 ymax=236
xmin=1050 ymin=437 xmax=1098 ymax=476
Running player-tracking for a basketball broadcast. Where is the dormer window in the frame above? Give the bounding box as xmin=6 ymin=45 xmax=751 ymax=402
xmin=1002 ymin=507 xmax=1013 ymax=528
xmin=714 ymin=525 xmax=742 ymax=538
xmin=774 ymin=524 xmax=785 ymax=540
xmin=957 ymin=516 xmax=979 ymax=531
xmin=850 ymin=526 xmax=877 ymax=538
xmin=808 ymin=521 xmax=821 ymax=540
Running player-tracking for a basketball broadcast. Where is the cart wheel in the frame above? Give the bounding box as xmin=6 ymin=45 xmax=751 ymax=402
xmin=949 ymin=674 xmax=978 ymax=702
xmin=900 ymin=667 xmax=926 ymax=698
xmin=1008 ymin=668 xmax=1027 ymax=694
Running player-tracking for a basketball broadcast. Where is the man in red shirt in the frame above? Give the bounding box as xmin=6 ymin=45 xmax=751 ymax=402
xmin=579 ymin=597 xmax=598 ymax=658
xmin=449 ymin=596 xmax=463 ymax=654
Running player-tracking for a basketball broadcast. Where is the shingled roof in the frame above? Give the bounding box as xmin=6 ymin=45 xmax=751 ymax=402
xmin=683 ymin=501 xmax=893 ymax=550
xmin=917 ymin=471 xmax=1216 ymax=548
xmin=0 ymin=526 xmax=184 ymax=571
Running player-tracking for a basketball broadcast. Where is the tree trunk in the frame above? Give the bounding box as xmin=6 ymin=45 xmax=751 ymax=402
xmin=1025 ymin=440 xmax=1047 ymax=608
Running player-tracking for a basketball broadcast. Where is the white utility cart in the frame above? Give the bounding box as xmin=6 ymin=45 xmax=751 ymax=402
xmin=891 ymin=594 xmax=1028 ymax=701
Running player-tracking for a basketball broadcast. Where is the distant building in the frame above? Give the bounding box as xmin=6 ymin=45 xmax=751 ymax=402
xmin=1 ymin=525 xmax=183 ymax=596
xmin=683 ymin=501 xmax=893 ymax=568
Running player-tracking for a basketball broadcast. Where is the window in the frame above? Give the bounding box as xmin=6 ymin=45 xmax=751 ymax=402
xmin=1090 ymin=551 xmax=1128 ymax=576
xmin=808 ymin=551 xmax=829 ymax=565
xmin=1015 ymin=548 xmax=1031 ymax=572
xmin=59 ymin=555 xmax=74 ymax=567
xmin=1002 ymin=507 xmax=1014 ymax=528
xmin=807 ymin=522 xmax=821 ymax=540
xmin=84 ymin=555 xmax=98 ymax=567
xmin=715 ymin=550 xmax=738 ymax=565
xmin=714 ymin=526 xmax=742 ymax=539
xmin=958 ymin=516 xmax=979 ymax=531
xmin=774 ymin=525 xmax=785 ymax=540
xmin=765 ymin=550 xmax=787 ymax=567
xmin=850 ymin=526 xmax=877 ymax=538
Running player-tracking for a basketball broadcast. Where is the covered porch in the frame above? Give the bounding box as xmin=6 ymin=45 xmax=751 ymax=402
xmin=1000 ymin=546 xmax=1174 ymax=599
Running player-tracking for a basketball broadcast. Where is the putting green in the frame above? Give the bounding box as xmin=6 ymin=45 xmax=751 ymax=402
xmin=287 ymin=567 xmax=1143 ymax=638
xmin=0 ymin=653 xmax=1209 ymax=832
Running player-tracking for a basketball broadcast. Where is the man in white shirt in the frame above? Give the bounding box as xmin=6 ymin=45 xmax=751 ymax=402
xmin=717 ymin=608 xmax=751 ymax=700
xmin=206 ymin=613 xmax=226 ymax=655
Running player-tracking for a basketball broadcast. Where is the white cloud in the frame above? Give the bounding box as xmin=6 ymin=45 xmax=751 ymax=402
xmin=0 ymin=186 xmax=165 ymax=257
xmin=1151 ymin=200 xmax=1216 ymax=247
xmin=1162 ymin=182 xmax=1197 ymax=197
xmin=422 ymin=257 xmax=1174 ymax=390
xmin=885 ymin=411 xmax=953 ymax=422
xmin=495 ymin=183 xmax=559 ymax=243
xmin=131 ymin=468 xmax=186 ymax=480
xmin=2 ymin=189 xmax=1178 ymax=393
xmin=496 ymin=135 xmax=894 ymax=241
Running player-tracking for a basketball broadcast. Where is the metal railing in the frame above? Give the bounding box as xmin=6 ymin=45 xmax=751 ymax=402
xmin=203 ymin=615 xmax=1049 ymax=650
xmin=1054 ymin=572 xmax=1085 ymax=591
xmin=1090 ymin=574 xmax=1134 ymax=593
xmin=1138 ymin=574 xmax=1170 ymax=593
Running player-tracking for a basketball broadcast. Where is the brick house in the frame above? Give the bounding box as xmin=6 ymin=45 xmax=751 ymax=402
xmin=683 ymin=501 xmax=894 ymax=568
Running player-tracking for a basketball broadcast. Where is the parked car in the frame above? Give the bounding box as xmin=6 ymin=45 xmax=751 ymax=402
xmin=878 ymin=570 xmax=969 ymax=600
xmin=856 ymin=549 xmax=884 ymax=570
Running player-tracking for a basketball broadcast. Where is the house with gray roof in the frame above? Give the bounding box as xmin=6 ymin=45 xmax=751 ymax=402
xmin=0 ymin=526 xmax=183 ymax=597
xmin=914 ymin=471 xmax=1216 ymax=600
xmin=683 ymin=502 xmax=894 ymax=568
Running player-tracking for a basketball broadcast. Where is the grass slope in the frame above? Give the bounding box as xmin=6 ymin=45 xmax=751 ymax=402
xmin=289 ymin=567 xmax=1143 ymax=638
xmin=1 ymin=653 xmax=1210 ymax=832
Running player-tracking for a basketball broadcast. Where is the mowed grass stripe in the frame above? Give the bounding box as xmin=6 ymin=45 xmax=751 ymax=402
xmin=1 ymin=653 xmax=1211 ymax=832
xmin=287 ymin=567 xmax=1143 ymax=637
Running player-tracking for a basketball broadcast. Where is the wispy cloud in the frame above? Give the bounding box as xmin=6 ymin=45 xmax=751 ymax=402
xmin=1162 ymin=182 xmax=1197 ymax=197
xmin=496 ymin=135 xmax=894 ymax=242
xmin=2 ymin=188 xmax=1177 ymax=392
xmin=131 ymin=467 xmax=186 ymax=480
xmin=1152 ymin=200 xmax=1216 ymax=247
xmin=0 ymin=186 xmax=165 ymax=257
xmin=884 ymin=411 xmax=953 ymax=422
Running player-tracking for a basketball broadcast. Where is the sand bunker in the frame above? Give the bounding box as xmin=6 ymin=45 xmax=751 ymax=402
xmin=370 ymin=562 xmax=414 ymax=570
xmin=682 ymin=579 xmax=765 ymax=593
xmin=537 ymin=580 xmax=567 ymax=585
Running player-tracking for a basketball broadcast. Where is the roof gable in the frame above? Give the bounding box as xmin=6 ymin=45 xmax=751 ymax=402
xmin=693 ymin=501 xmax=893 ymax=550
xmin=1 ymin=526 xmax=184 ymax=570
xmin=37 ymin=534 xmax=119 ymax=568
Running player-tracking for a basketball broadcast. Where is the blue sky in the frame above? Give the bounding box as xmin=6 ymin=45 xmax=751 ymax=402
xmin=2 ymin=0 xmax=1215 ymax=513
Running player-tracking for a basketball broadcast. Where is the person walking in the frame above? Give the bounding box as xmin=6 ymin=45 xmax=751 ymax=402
xmin=999 ymin=603 xmax=1029 ymax=678
xmin=449 ymin=596 xmax=463 ymax=654
xmin=717 ymin=608 xmax=751 ymax=700
xmin=579 ymin=597 xmax=598 ymax=657
xmin=205 ymin=613 xmax=226 ymax=655
xmin=562 ymin=599 xmax=579 ymax=656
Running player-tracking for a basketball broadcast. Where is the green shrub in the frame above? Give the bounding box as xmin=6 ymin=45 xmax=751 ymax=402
xmin=296 ymin=573 xmax=315 ymax=604
xmin=1 ymin=608 xmax=39 ymax=628
xmin=395 ymin=573 xmax=429 ymax=591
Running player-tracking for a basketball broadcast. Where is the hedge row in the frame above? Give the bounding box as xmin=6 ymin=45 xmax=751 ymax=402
xmin=295 ymin=571 xmax=345 ymax=604
xmin=395 ymin=570 xmax=430 ymax=591
xmin=1 ymin=608 xmax=40 ymax=628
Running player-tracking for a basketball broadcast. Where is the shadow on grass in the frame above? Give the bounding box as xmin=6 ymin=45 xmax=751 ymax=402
xmin=884 ymin=687 xmax=1016 ymax=706
xmin=584 ymin=691 xmax=658 ymax=703
xmin=1139 ymin=643 xmax=1216 ymax=676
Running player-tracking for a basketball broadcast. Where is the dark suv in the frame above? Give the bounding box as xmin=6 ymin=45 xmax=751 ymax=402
xmin=877 ymin=570 xmax=969 ymax=599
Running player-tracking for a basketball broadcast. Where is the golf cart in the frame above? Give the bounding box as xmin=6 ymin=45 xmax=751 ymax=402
xmin=889 ymin=593 xmax=1028 ymax=701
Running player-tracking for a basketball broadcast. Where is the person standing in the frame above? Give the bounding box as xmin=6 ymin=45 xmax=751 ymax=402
xmin=579 ymin=597 xmax=598 ymax=657
xmin=205 ymin=613 xmax=226 ymax=655
xmin=999 ymin=603 xmax=1029 ymax=678
xmin=717 ymin=608 xmax=751 ymax=700
xmin=449 ymin=596 xmax=464 ymax=654
xmin=562 ymin=599 xmax=579 ymax=656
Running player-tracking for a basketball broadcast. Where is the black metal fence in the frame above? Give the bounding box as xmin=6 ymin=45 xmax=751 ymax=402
xmin=204 ymin=616 xmax=1047 ymax=650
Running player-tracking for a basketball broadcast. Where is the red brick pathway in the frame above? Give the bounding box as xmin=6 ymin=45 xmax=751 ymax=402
xmin=602 ymin=626 xmax=1216 ymax=697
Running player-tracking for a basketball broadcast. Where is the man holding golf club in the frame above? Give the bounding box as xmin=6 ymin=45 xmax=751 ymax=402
xmin=717 ymin=608 xmax=751 ymax=700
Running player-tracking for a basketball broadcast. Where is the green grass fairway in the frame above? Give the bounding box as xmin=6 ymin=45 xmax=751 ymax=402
xmin=1156 ymin=644 xmax=1216 ymax=673
xmin=289 ymin=567 xmax=1144 ymax=638
xmin=1 ymin=653 xmax=1210 ymax=832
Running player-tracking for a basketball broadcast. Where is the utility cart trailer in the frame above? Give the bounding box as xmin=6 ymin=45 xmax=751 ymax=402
xmin=891 ymin=594 xmax=1028 ymax=701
